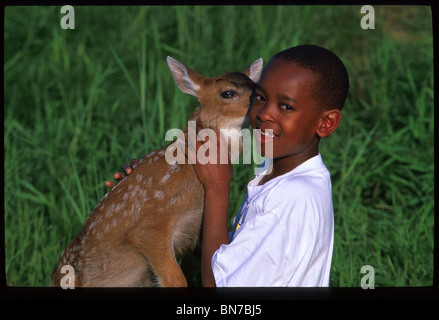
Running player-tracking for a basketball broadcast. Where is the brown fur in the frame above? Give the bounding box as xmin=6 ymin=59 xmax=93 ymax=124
xmin=50 ymin=57 xmax=263 ymax=287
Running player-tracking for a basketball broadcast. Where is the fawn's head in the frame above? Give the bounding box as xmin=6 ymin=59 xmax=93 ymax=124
xmin=167 ymin=56 xmax=263 ymax=131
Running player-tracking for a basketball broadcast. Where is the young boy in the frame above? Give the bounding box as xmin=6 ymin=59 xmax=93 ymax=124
xmin=108 ymin=45 xmax=349 ymax=287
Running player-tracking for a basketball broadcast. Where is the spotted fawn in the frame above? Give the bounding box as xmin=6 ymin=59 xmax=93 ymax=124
xmin=51 ymin=56 xmax=263 ymax=287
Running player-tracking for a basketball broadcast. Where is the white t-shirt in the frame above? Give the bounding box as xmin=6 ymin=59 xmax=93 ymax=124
xmin=211 ymin=154 xmax=334 ymax=287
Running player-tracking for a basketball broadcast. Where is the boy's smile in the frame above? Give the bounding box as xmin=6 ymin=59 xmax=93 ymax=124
xmin=249 ymin=59 xmax=326 ymax=178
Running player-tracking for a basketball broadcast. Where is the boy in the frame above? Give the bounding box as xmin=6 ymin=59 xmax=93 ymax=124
xmin=108 ymin=45 xmax=349 ymax=287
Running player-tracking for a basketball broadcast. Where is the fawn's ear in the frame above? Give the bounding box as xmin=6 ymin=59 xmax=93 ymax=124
xmin=243 ymin=58 xmax=263 ymax=83
xmin=167 ymin=56 xmax=204 ymax=97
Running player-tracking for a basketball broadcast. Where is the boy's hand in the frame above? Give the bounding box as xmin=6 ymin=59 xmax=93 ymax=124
xmin=183 ymin=124 xmax=233 ymax=193
xmin=105 ymin=159 xmax=139 ymax=188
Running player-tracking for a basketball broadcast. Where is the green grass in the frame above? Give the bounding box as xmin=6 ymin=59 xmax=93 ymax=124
xmin=4 ymin=5 xmax=434 ymax=287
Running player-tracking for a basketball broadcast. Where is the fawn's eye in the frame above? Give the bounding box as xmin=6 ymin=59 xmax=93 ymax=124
xmin=221 ymin=90 xmax=238 ymax=99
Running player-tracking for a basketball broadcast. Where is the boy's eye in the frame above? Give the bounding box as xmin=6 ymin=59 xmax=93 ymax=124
xmin=253 ymin=94 xmax=265 ymax=102
xmin=280 ymin=104 xmax=294 ymax=111
xmin=221 ymin=90 xmax=238 ymax=99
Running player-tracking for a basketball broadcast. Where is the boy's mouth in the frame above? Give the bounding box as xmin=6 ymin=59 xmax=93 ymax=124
xmin=261 ymin=130 xmax=276 ymax=138
xmin=255 ymin=128 xmax=278 ymax=143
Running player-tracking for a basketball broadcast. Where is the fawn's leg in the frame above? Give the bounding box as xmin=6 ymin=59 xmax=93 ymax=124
xmin=82 ymin=246 xmax=153 ymax=287
xmin=133 ymin=236 xmax=187 ymax=287
xmin=146 ymin=244 xmax=187 ymax=287
xmin=130 ymin=219 xmax=187 ymax=287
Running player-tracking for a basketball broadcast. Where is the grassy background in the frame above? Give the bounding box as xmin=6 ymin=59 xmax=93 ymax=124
xmin=4 ymin=5 xmax=434 ymax=287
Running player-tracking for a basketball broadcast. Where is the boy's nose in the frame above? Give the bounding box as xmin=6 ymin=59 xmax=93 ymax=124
xmin=257 ymin=102 xmax=276 ymax=123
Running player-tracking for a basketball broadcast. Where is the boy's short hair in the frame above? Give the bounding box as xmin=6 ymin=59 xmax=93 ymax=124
xmin=271 ymin=44 xmax=349 ymax=110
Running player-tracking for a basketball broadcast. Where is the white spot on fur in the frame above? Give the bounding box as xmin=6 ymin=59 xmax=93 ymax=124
xmin=169 ymin=163 xmax=180 ymax=173
xmin=115 ymin=202 xmax=124 ymax=212
xmin=88 ymin=220 xmax=97 ymax=231
xmin=96 ymin=230 xmax=103 ymax=240
xmin=154 ymin=190 xmax=164 ymax=200
xmin=110 ymin=217 xmax=118 ymax=228
xmin=138 ymin=189 xmax=148 ymax=199
xmin=131 ymin=185 xmax=141 ymax=195
xmin=137 ymin=189 xmax=150 ymax=207
xmin=169 ymin=195 xmax=178 ymax=206
xmin=131 ymin=205 xmax=141 ymax=220
xmin=161 ymin=172 xmax=172 ymax=184
xmin=106 ymin=203 xmax=116 ymax=217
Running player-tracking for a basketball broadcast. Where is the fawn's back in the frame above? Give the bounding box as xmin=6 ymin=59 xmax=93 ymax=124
xmin=51 ymin=56 xmax=263 ymax=287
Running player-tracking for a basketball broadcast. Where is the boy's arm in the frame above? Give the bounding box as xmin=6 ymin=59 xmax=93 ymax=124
xmin=201 ymin=186 xmax=230 ymax=287
xmin=185 ymin=125 xmax=232 ymax=287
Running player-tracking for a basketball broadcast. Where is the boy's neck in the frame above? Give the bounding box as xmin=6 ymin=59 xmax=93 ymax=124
xmin=258 ymin=148 xmax=319 ymax=186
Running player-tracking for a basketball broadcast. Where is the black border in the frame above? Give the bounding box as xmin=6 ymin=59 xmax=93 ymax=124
xmin=2 ymin=0 xmax=438 ymax=303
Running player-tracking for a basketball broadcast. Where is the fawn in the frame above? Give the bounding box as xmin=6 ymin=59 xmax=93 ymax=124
xmin=51 ymin=56 xmax=263 ymax=287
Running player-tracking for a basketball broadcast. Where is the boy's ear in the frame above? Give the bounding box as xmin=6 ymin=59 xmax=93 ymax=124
xmin=316 ymin=109 xmax=342 ymax=138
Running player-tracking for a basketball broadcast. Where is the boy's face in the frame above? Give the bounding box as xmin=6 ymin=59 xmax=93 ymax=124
xmin=249 ymin=60 xmax=325 ymax=161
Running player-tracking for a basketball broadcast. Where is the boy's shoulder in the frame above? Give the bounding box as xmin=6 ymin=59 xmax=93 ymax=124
xmin=259 ymin=154 xmax=330 ymax=189
xmin=252 ymin=154 xmax=332 ymax=213
xmin=279 ymin=155 xmax=331 ymax=189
